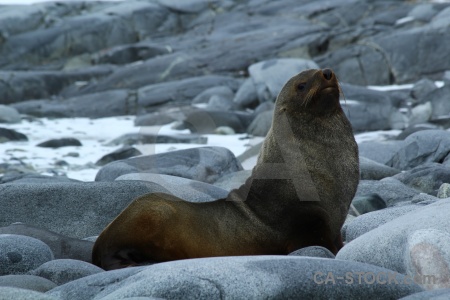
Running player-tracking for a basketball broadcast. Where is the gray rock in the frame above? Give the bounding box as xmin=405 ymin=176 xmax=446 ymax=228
xmin=317 ymin=23 xmax=450 ymax=85
xmin=0 ymin=2 xmax=174 ymax=70
xmin=399 ymin=288 xmax=450 ymax=300
xmin=207 ymin=94 xmax=235 ymax=111
xmin=351 ymin=194 xmax=387 ymax=216
xmin=404 ymin=228 xmax=450 ymax=290
xmin=388 ymin=130 xmax=450 ymax=170
xmin=0 ymin=105 xmax=21 ymax=124
xmin=410 ymin=78 xmax=438 ymax=105
xmin=134 ymin=112 xmax=177 ymax=126
xmin=429 ymin=84 xmax=450 ymax=119
xmin=437 ymin=183 xmax=450 ymax=199
xmin=248 ymin=58 xmax=319 ymax=102
xmin=410 ymin=193 xmax=439 ymax=205
xmin=181 ymin=110 xmax=252 ymax=134
xmin=253 ymin=101 xmax=275 ymax=116
xmin=136 ymin=76 xmax=241 ymax=110
xmin=355 ymin=178 xmax=420 ymax=207
xmin=192 ymin=86 xmax=234 ymax=105
xmin=367 ymin=4 xmax=410 ymax=26
xmin=36 ymin=138 xmax=82 ymax=148
xmin=0 ymin=128 xmax=28 ymax=143
xmin=409 ymin=102 xmax=432 ymax=126
xmin=233 ymin=78 xmax=258 ymax=109
xmin=0 ymin=181 xmax=168 ymax=238
xmin=0 ymin=287 xmax=57 ymax=300
xmin=358 ymin=140 xmax=404 ymax=165
xmin=1 ymin=67 xmax=114 ymax=105
xmin=76 ymin=53 xmax=199 ymax=95
xmin=214 ymin=126 xmax=235 ymax=135
xmin=237 ymin=141 xmax=262 ymax=164
xmin=246 ymin=110 xmax=273 ymax=137
xmin=389 ymin=110 xmax=409 ymax=130
xmin=29 ymin=259 xmax=103 ymax=286
xmin=360 ymin=156 xmax=400 ymax=180
xmin=95 ymin=146 xmax=243 ymax=183
xmin=0 ymin=162 xmax=36 ymax=181
xmin=371 ymin=26 xmax=450 ymax=84
xmin=0 ymin=235 xmax=54 ymax=276
xmin=0 ymin=224 xmax=93 ymax=263
xmin=213 ymin=170 xmax=251 ymax=191
xmin=0 ymin=3 xmax=53 ymax=37
xmin=288 ymin=246 xmax=335 ymax=259
xmin=445 ymin=71 xmax=450 ymax=84
xmin=47 ymin=256 xmax=422 ymax=300
xmin=106 ymin=133 xmax=207 ymax=146
xmin=340 ymin=83 xmax=393 ymax=132
xmin=91 ymin=42 xmax=169 ymax=66
xmin=79 ymin=19 xmax=323 ymax=95
xmin=395 ymin=124 xmax=436 ymax=140
xmin=315 ymin=44 xmax=392 ymax=86
xmin=157 ymin=0 xmax=214 ymax=13
xmin=430 ymin=115 xmax=450 ymax=130
xmin=0 ymin=174 xmax=78 ymax=184
xmin=12 ymin=90 xmax=134 ymax=119
xmin=0 ymin=274 xmax=56 ymax=292
xmin=96 ymin=147 xmax=142 ymax=167
xmin=392 ymin=163 xmax=450 ymax=195
xmin=115 ymin=173 xmax=228 ymax=202
xmin=408 ymin=4 xmax=439 ymax=23
xmin=343 ymin=205 xmax=420 ymax=243
xmin=430 ymin=6 xmax=450 ymax=28
xmin=337 ymin=199 xmax=450 ymax=290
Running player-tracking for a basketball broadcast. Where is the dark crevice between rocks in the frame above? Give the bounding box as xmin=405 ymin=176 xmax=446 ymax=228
xmin=356 ymin=50 xmax=368 ymax=86
xmin=436 ymin=149 xmax=450 ymax=164
xmin=308 ymin=7 xmax=335 ymax=19
xmin=195 ymin=276 xmax=225 ymax=300
xmin=126 ymin=90 xmax=138 ymax=116
xmin=310 ymin=36 xmax=329 ymax=57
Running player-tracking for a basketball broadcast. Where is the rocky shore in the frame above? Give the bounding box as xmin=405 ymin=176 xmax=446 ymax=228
xmin=1 ymin=0 xmax=450 ymax=299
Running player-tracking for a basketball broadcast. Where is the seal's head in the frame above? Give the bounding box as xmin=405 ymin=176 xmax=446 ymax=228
xmin=276 ymin=68 xmax=342 ymax=117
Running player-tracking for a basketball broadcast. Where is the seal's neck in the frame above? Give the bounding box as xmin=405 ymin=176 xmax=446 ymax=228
xmin=226 ymin=109 xmax=355 ymax=230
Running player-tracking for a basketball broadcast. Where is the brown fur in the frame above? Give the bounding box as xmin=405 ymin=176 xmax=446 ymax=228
xmin=92 ymin=69 xmax=359 ymax=270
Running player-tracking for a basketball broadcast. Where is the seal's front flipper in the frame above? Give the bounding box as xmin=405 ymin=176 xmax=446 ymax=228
xmin=104 ymin=248 xmax=156 ymax=270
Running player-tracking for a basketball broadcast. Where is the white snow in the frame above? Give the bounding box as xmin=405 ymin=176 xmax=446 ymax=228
xmin=0 ymin=116 xmax=265 ymax=181
xmin=368 ymin=81 xmax=444 ymax=91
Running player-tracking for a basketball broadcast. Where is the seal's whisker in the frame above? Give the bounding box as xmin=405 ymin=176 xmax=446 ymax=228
xmin=304 ymin=85 xmax=319 ymax=107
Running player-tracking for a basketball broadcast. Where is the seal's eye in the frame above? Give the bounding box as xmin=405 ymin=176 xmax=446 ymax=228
xmin=297 ymin=83 xmax=306 ymax=91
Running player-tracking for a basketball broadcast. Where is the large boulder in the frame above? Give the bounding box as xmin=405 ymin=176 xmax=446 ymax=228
xmin=47 ymin=256 xmax=422 ymax=299
xmin=388 ymin=130 xmax=450 ymax=170
xmin=0 ymin=181 xmax=167 ymax=238
xmin=337 ymin=199 xmax=450 ymax=290
xmin=95 ymin=147 xmax=243 ymax=183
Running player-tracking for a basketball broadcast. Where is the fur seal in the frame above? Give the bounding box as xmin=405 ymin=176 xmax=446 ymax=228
xmin=92 ymin=68 xmax=359 ymax=270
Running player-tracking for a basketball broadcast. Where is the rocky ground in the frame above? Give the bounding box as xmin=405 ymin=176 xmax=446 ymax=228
xmin=1 ymin=0 xmax=450 ymax=299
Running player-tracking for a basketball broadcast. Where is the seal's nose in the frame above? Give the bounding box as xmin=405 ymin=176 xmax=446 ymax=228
xmin=322 ymin=68 xmax=333 ymax=80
